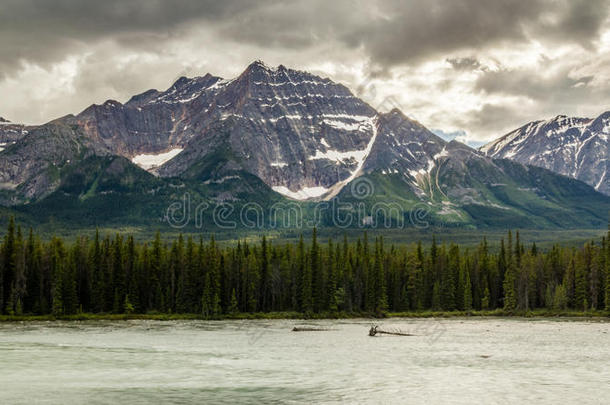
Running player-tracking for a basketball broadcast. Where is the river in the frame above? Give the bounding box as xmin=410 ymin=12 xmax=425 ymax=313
xmin=0 ymin=318 xmax=608 ymax=404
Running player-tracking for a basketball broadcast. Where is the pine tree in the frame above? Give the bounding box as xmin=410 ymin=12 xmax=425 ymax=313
xmin=553 ymin=284 xmax=568 ymax=310
xmin=373 ymin=237 xmax=388 ymax=314
xmin=1 ymin=217 xmax=16 ymax=314
xmin=260 ymin=236 xmax=270 ymax=311
xmin=111 ymin=234 xmax=125 ymax=313
xmin=503 ymin=231 xmax=517 ymax=311
xmin=201 ymin=272 xmax=213 ymax=318
xmin=463 ymin=268 xmax=473 ymax=311
xmin=126 ymin=236 xmax=140 ymax=313
xmin=431 ymin=281 xmax=441 ymax=311
xmin=497 ymin=238 xmax=507 ymax=308
xmin=442 ymin=244 xmax=458 ymax=311
xmin=50 ymin=238 xmax=65 ymax=316
xmin=300 ymin=235 xmax=312 ymax=313
xmin=405 ymin=251 xmax=419 ymax=310
xmin=228 ymin=289 xmax=239 ymax=314
xmin=574 ymin=249 xmax=589 ymax=311
xmin=310 ymin=228 xmax=325 ymax=312
xmin=124 ymin=294 xmax=135 ymax=314
xmin=481 ymin=287 xmax=490 ymax=310
xmin=327 ymin=239 xmax=338 ymax=312
xmin=605 ymin=227 xmax=610 ymax=311
xmin=514 ymin=230 xmax=522 ymax=267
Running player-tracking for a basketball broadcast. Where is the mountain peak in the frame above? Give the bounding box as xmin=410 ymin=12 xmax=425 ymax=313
xmin=246 ymin=59 xmax=275 ymax=72
xmin=379 ymin=108 xmax=410 ymax=122
xmin=103 ymin=100 xmax=123 ymax=108
xmin=481 ymin=111 xmax=609 ymax=195
xmin=590 ymin=110 xmax=610 ymax=134
xmin=0 ymin=117 xmax=10 ymax=123
xmin=172 ymin=76 xmax=190 ymax=87
xmin=594 ymin=110 xmax=610 ymax=121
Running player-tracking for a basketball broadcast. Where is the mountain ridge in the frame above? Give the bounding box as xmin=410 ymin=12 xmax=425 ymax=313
xmin=0 ymin=61 xmax=608 ymax=229
xmin=481 ymin=112 xmax=609 ymax=195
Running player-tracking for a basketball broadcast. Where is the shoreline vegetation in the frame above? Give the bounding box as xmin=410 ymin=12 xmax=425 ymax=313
xmin=1 ymin=217 xmax=609 ymax=321
xmin=1 ymin=309 xmax=610 ymax=322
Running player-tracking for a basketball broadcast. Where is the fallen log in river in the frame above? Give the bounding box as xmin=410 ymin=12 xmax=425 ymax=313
xmin=369 ymin=325 xmax=414 ymax=337
xmin=292 ymin=327 xmax=332 ymax=332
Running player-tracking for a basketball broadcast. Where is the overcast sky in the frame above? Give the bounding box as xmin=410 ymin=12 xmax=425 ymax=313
xmin=1 ymin=0 xmax=609 ymax=145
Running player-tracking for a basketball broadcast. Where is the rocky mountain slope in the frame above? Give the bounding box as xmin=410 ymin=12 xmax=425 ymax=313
xmin=0 ymin=62 xmax=608 ymax=229
xmin=0 ymin=117 xmax=28 ymax=149
xmin=481 ymin=113 xmax=609 ymax=195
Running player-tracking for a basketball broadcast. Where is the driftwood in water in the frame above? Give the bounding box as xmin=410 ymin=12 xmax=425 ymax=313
xmin=369 ymin=325 xmax=414 ymax=337
xmin=292 ymin=327 xmax=331 ymax=332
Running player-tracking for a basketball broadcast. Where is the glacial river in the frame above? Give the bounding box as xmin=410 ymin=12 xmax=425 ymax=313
xmin=0 ymin=318 xmax=609 ymax=404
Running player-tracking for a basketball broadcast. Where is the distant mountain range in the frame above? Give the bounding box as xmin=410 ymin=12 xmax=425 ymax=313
xmin=481 ymin=113 xmax=609 ymax=195
xmin=0 ymin=61 xmax=608 ymax=230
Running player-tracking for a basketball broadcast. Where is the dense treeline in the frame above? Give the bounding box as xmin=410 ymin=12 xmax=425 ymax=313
xmin=1 ymin=217 xmax=609 ymax=316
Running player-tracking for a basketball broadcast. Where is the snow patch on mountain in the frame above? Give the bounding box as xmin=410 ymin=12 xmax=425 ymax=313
xmin=309 ymin=149 xmax=367 ymax=163
xmin=272 ymin=185 xmax=329 ymax=200
xmin=132 ymin=148 xmax=183 ymax=171
xmin=322 ymin=119 xmax=365 ymax=131
xmin=324 ymin=117 xmax=380 ymax=199
xmin=433 ymin=147 xmax=448 ymax=160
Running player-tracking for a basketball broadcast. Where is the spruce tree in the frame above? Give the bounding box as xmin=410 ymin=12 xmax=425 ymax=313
xmin=373 ymin=238 xmax=388 ymax=314
xmin=311 ymin=228 xmax=323 ymax=312
xmin=229 ymin=289 xmax=239 ymax=314
xmin=327 ymin=239 xmax=338 ymax=312
xmin=50 ymin=238 xmax=65 ymax=316
xmin=1 ymin=216 xmax=16 ymax=314
xmin=481 ymin=287 xmax=490 ymax=310
xmin=431 ymin=281 xmax=441 ymax=311
xmin=503 ymin=231 xmax=517 ymax=311
xmin=300 ymin=235 xmax=312 ymax=313
xmin=605 ymin=227 xmax=610 ymax=311
xmin=406 ymin=252 xmax=419 ymax=310
xmin=463 ymin=268 xmax=473 ymax=311
xmin=574 ymin=250 xmax=588 ymax=311
xmin=201 ymin=278 xmax=210 ymax=318
xmin=442 ymin=244 xmax=458 ymax=311
xmin=260 ymin=236 xmax=270 ymax=311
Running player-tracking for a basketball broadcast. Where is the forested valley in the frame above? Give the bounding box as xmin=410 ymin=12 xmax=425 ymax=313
xmin=1 ymin=218 xmax=609 ymax=317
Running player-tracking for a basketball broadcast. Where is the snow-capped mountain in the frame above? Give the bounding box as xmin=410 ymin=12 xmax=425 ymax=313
xmin=481 ymin=113 xmax=609 ymax=195
xmin=0 ymin=61 xmax=608 ymax=229
xmin=150 ymin=60 xmax=379 ymax=200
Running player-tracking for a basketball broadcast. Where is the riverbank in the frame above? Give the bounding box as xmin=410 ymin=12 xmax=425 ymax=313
xmin=1 ymin=309 xmax=609 ymax=322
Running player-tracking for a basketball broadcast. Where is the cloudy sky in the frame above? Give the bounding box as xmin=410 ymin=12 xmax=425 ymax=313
xmin=1 ymin=0 xmax=609 ymax=145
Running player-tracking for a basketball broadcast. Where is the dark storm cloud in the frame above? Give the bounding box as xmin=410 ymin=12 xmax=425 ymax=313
xmin=214 ymin=0 xmax=610 ymax=67
xmin=0 ymin=0 xmax=261 ymax=76
xmin=474 ymin=67 xmax=595 ymax=101
xmin=2 ymin=0 xmax=609 ymax=76
xmin=456 ymin=104 xmax=532 ymax=136
xmin=532 ymin=0 xmax=610 ymax=48
xmin=0 ymin=0 xmax=609 ymax=139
